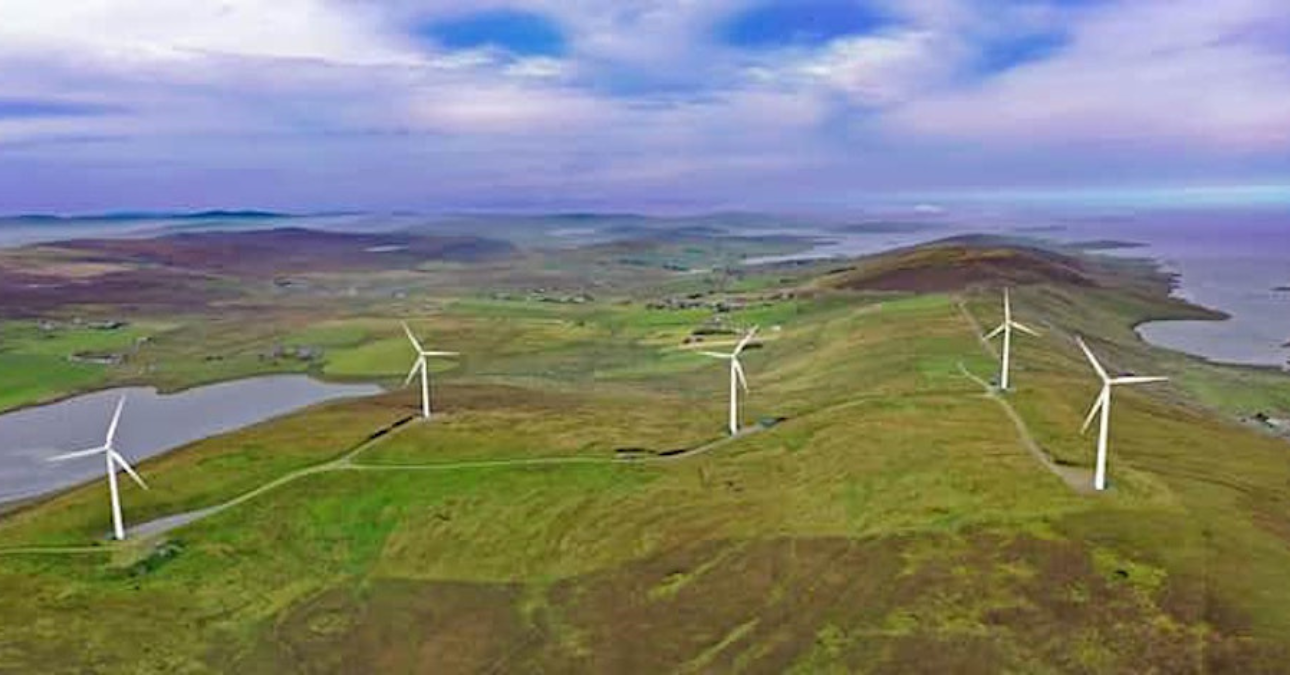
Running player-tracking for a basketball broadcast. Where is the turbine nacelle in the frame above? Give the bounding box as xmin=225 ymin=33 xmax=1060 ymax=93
xmin=402 ymin=321 xmax=459 ymax=419
xmin=1075 ymin=336 xmax=1169 ymax=490
xmin=986 ymin=288 xmax=1040 ymax=391
xmin=45 ymin=396 xmax=147 ymax=540
xmin=49 ymin=446 xmax=149 ymax=491
xmin=699 ymin=327 xmax=758 ymax=435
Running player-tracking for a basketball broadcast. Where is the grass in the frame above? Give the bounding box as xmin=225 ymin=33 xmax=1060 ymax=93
xmin=0 ymin=353 xmax=104 ymax=412
xmin=2 ymin=240 xmax=1290 ymax=672
xmin=0 ymin=393 xmax=411 ymax=547
xmin=0 ymin=321 xmax=167 ymax=411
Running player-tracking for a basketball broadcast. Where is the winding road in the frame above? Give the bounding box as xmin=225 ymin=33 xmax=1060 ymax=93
xmin=955 ymin=298 xmax=1092 ymax=492
xmin=2 ymin=298 xmax=1091 ymax=555
xmin=5 ymin=416 xmax=767 ymax=550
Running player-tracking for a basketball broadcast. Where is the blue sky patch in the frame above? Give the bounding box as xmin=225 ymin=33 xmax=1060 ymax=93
xmin=977 ymin=31 xmax=1067 ymax=74
xmin=720 ymin=0 xmax=891 ymax=48
xmin=418 ymin=9 xmax=566 ymax=57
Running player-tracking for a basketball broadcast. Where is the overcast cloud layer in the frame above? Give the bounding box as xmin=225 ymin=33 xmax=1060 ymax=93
xmin=1 ymin=0 xmax=1288 ymax=213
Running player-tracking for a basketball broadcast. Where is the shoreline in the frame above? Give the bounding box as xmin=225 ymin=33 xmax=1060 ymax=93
xmin=1132 ymin=316 xmax=1289 ymax=373
xmin=0 ymin=368 xmax=386 ymax=418
xmin=0 ymin=375 xmax=385 ymax=506
xmin=1129 ymin=259 xmax=1288 ymax=370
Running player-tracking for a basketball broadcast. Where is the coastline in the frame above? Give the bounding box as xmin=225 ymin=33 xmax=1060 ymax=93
xmin=1102 ymin=239 xmax=1289 ymax=369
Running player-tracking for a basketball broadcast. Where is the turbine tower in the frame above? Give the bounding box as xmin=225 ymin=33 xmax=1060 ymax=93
xmin=47 ymin=396 xmax=148 ymax=541
xmin=700 ymin=327 xmax=758 ymax=436
xmin=403 ymin=321 xmax=459 ymax=419
xmin=985 ymin=288 xmax=1040 ymax=391
xmin=1076 ymin=337 xmax=1168 ymax=491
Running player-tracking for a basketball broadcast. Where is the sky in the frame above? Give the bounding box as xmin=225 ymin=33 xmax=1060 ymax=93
xmin=0 ymin=0 xmax=1289 ymax=214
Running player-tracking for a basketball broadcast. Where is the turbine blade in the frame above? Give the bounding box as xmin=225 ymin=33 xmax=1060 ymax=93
xmin=1011 ymin=321 xmax=1040 ymax=337
xmin=734 ymin=326 xmax=759 ymax=354
xmin=422 ymin=351 xmax=460 ymax=357
xmin=733 ymin=358 xmax=749 ymax=392
xmin=1003 ymin=288 xmax=1012 ymax=323
xmin=698 ymin=351 xmax=731 ymax=359
xmin=403 ymin=358 xmax=423 ymax=387
xmin=1111 ymin=376 xmax=1169 ymax=386
xmin=1081 ymin=388 xmax=1108 ymax=435
xmin=47 ymin=445 xmax=108 ymax=462
xmin=111 ymin=451 xmax=148 ymax=490
xmin=401 ymin=321 xmax=424 ymax=352
xmin=1075 ymin=336 xmax=1108 ymax=381
xmin=985 ymin=323 xmax=1006 ymax=340
xmin=105 ymin=396 xmax=126 ymax=447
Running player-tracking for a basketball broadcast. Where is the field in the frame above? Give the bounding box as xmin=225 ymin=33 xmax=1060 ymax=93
xmin=1 ymin=228 xmax=1289 ymax=672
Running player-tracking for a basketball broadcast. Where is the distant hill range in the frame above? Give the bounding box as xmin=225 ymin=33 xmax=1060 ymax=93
xmin=57 ymin=227 xmax=515 ymax=275
xmin=0 ymin=227 xmax=515 ymax=316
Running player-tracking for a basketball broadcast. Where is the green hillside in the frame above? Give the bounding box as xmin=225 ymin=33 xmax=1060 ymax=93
xmin=2 ymin=238 xmax=1289 ymax=672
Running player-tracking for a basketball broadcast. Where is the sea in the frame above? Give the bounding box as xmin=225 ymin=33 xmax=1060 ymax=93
xmin=748 ymin=207 xmax=1290 ymax=369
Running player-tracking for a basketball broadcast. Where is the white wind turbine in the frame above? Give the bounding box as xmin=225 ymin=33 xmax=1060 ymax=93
xmin=402 ymin=321 xmax=459 ymax=419
xmin=700 ymin=327 xmax=758 ymax=436
xmin=47 ymin=396 xmax=147 ymax=541
xmin=985 ymin=288 xmax=1040 ymax=391
xmin=1076 ymin=337 xmax=1168 ymax=491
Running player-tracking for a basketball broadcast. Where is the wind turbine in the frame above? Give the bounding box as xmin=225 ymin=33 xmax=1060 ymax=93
xmin=47 ymin=396 xmax=147 ymax=541
xmin=1076 ymin=337 xmax=1168 ymax=491
xmin=402 ymin=321 xmax=459 ymax=419
xmin=700 ymin=327 xmax=758 ymax=436
xmin=985 ymin=288 xmax=1040 ymax=391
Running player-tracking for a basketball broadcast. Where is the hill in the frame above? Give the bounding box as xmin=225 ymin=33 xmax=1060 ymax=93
xmin=0 ymin=228 xmax=516 ymax=316
xmin=822 ymin=236 xmax=1096 ymax=292
xmin=1 ymin=236 xmax=1289 ymax=671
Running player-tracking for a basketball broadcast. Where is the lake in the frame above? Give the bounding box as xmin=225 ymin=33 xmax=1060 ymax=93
xmin=0 ymin=375 xmax=381 ymax=503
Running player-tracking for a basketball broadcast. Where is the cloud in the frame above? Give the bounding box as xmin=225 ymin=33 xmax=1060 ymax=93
xmin=0 ymin=0 xmax=412 ymax=65
xmin=887 ymin=0 xmax=1290 ymax=148
xmin=0 ymin=0 xmax=1287 ymax=212
xmin=409 ymin=83 xmax=609 ymax=134
xmin=0 ymin=98 xmax=125 ymax=119
xmin=790 ymin=30 xmax=953 ymax=105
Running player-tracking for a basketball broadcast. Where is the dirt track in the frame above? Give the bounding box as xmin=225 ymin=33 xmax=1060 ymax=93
xmin=955 ymin=298 xmax=1094 ymax=493
xmin=2 ymin=298 xmax=1094 ymax=554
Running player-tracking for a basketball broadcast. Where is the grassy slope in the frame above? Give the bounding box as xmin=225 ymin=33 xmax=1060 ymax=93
xmin=0 ymin=233 xmax=807 ymax=413
xmin=1 ymin=245 xmax=1289 ymax=671
xmin=0 ymin=321 xmax=162 ymax=411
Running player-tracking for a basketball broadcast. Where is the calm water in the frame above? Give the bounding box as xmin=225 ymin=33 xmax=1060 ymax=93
xmin=747 ymin=208 xmax=1290 ymax=368
xmin=0 ymin=376 xmax=381 ymax=503
xmin=1124 ymin=213 xmax=1290 ymax=367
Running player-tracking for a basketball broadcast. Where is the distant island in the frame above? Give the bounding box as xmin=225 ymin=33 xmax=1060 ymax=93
xmin=1273 ymin=285 xmax=1290 ymax=293
xmin=835 ymin=221 xmax=945 ymax=234
xmin=1067 ymin=239 xmax=1149 ymax=251
xmin=7 ymin=210 xmax=290 ymax=222
xmin=173 ymin=210 xmax=288 ymax=220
